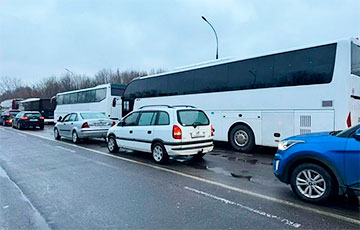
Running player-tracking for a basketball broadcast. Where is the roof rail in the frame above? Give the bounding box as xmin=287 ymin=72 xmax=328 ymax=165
xmin=138 ymin=105 xmax=173 ymax=109
xmin=171 ymin=105 xmax=196 ymax=108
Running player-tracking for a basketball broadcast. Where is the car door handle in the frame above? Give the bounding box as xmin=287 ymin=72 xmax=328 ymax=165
xmin=129 ymin=130 xmax=133 ymax=134
xmin=147 ymin=130 xmax=152 ymax=134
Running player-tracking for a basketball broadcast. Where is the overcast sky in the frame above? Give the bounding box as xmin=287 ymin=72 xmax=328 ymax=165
xmin=0 ymin=0 xmax=359 ymax=83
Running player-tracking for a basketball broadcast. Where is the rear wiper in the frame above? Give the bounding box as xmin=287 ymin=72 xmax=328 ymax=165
xmin=192 ymin=122 xmax=203 ymax=128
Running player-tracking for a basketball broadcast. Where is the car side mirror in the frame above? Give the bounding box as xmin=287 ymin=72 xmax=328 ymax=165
xmin=354 ymin=128 xmax=360 ymax=141
xmin=58 ymin=116 xmax=62 ymax=122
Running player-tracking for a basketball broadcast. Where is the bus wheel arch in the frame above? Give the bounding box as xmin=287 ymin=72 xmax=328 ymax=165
xmin=228 ymin=122 xmax=255 ymax=152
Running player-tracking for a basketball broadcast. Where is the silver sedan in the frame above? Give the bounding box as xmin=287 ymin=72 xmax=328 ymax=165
xmin=54 ymin=112 xmax=116 ymax=143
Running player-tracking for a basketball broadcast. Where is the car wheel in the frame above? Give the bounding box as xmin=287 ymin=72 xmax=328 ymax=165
xmin=107 ymin=136 xmax=119 ymax=153
xmin=54 ymin=128 xmax=61 ymax=140
xmin=152 ymin=143 xmax=169 ymax=164
xmin=229 ymin=125 xmax=255 ymax=152
xmin=192 ymin=152 xmax=206 ymax=160
xmin=72 ymin=131 xmax=79 ymax=144
xmin=290 ymin=163 xmax=335 ymax=203
xmin=17 ymin=122 xmax=22 ymax=130
xmin=39 ymin=126 xmax=44 ymax=130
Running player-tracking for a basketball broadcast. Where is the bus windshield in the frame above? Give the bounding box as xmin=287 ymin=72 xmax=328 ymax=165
xmin=351 ymin=42 xmax=360 ymax=76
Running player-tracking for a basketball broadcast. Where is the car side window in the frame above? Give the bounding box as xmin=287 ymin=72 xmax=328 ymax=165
xmin=68 ymin=113 xmax=77 ymax=122
xmin=63 ymin=114 xmax=71 ymax=122
xmin=138 ymin=112 xmax=156 ymax=126
xmin=123 ymin=112 xmax=140 ymax=126
xmin=156 ymin=111 xmax=170 ymax=125
xmin=15 ymin=112 xmax=22 ymax=118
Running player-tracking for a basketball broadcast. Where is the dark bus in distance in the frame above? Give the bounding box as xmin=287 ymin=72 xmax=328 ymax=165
xmin=19 ymin=98 xmax=56 ymax=122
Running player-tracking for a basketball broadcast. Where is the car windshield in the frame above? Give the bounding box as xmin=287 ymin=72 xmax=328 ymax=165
xmin=80 ymin=112 xmax=106 ymax=119
xmin=177 ymin=110 xmax=210 ymax=127
xmin=336 ymin=124 xmax=360 ymax=137
xmin=24 ymin=113 xmax=41 ymax=118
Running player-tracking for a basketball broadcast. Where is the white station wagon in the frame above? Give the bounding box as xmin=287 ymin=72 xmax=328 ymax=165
xmin=107 ymin=105 xmax=214 ymax=163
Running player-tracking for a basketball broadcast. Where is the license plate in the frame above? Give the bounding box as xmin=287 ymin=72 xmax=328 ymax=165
xmin=30 ymin=119 xmax=38 ymax=121
xmin=191 ymin=131 xmax=205 ymax=138
xmin=95 ymin=122 xmax=107 ymax=126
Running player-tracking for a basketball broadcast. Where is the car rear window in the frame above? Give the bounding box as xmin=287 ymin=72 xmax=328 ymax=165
xmin=25 ymin=113 xmax=41 ymax=118
xmin=177 ymin=110 xmax=210 ymax=126
xmin=80 ymin=113 xmax=106 ymax=119
xmin=10 ymin=111 xmax=19 ymax=116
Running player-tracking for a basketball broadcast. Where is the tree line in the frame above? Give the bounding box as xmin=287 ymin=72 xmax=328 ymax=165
xmin=0 ymin=68 xmax=163 ymax=102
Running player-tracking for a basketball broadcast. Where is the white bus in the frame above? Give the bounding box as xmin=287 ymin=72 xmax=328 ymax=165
xmin=54 ymin=84 xmax=126 ymax=123
xmin=121 ymin=38 xmax=360 ymax=152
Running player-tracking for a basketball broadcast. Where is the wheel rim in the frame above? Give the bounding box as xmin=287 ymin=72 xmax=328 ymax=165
xmin=234 ymin=130 xmax=249 ymax=147
xmin=54 ymin=129 xmax=58 ymax=138
xmin=72 ymin=132 xmax=77 ymax=142
xmin=296 ymin=169 xmax=326 ymax=199
xmin=108 ymin=138 xmax=115 ymax=151
xmin=153 ymin=146 xmax=163 ymax=162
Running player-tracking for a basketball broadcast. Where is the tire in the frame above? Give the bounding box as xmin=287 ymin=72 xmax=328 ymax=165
xmin=192 ymin=152 xmax=206 ymax=160
xmin=72 ymin=131 xmax=80 ymax=144
xmin=2 ymin=120 xmax=5 ymax=126
xmin=17 ymin=122 xmax=22 ymax=130
xmin=39 ymin=126 xmax=44 ymax=130
xmin=152 ymin=143 xmax=169 ymax=164
xmin=229 ymin=124 xmax=255 ymax=152
xmin=290 ymin=163 xmax=336 ymax=203
xmin=107 ymin=136 xmax=119 ymax=153
xmin=54 ymin=128 xmax=61 ymax=140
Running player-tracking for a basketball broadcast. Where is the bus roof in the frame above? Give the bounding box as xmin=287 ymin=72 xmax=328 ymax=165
xmin=138 ymin=37 xmax=356 ymax=81
xmin=56 ymin=83 xmax=126 ymax=96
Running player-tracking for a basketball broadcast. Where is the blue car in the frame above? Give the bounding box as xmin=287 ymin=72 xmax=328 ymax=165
xmin=274 ymin=124 xmax=360 ymax=203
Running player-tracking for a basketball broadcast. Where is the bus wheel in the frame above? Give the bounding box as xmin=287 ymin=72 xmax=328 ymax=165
xmin=229 ymin=124 xmax=255 ymax=152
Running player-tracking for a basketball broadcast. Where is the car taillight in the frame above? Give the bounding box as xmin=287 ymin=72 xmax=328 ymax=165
xmin=346 ymin=112 xmax=351 ymax=128
xmin=5 ymin=120 xmax=9 ymax=123
xmin=111 ymin=121 xmax=116 ymax=126
xmin=39 ymin=116 xmax=44 ymax=120
xmin=81 ymin=122 xmax=89 ymax=128
xmin=211 ymin=125 xmax=214 ymax=136
xmin=21 ymin=116 xmax=28 ymax=120
xmin=173 ymin=125 xmax=182 ymax=139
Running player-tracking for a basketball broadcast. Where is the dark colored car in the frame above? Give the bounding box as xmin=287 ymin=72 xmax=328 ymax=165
xmin=0 ymin=110 xmax=20 ymax=126
xmin=273 ymin=124 xmax=360 ymax=203
xmin=12 ymin=111 xmax=45 ymax=130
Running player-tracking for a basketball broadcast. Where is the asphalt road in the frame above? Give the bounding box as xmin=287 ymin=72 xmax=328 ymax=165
xmin=0 ymin=125 xmax=359 ymax=229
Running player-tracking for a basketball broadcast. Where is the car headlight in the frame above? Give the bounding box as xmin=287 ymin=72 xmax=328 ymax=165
xmin=278 ymin=140 xmax=305 ymax=151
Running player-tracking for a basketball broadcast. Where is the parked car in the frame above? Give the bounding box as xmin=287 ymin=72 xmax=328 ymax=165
xmin=12 ymin=111 xmax=44 ymax=130
xmin=274 ymin=123 xmax=360 ymax=203
xmin=0 ymin=110 xmax=20 ymax=126
xmin=54 ymin=112 xmax=116 ymax=143
xmin=107 ymin=105 xmax=214 ymax=164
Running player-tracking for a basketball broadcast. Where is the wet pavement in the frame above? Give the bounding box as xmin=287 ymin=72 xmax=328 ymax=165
xmin=0 ymin=125 xmax=359 ymax=229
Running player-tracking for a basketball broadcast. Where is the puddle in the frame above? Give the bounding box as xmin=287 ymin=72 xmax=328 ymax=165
xmin=237 ymin=158 xmax=258 ymax=165
xmin=230 ymin=173 xmax=252 ymax=181
xmin=227 ymin=156 xmax=237 ymax=161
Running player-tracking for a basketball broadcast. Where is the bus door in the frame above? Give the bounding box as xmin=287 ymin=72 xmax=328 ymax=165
xmin=122 ymin=99 xmax=134 ymax=118
xmin=111 ymin=97 xmax=122 ymax=119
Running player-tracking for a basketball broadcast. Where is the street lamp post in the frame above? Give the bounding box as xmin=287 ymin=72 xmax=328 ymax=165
xmin=201 ymin=16 xmax=218 ymax=59
xmin=65 ymin=68 xmax=75 ymax=77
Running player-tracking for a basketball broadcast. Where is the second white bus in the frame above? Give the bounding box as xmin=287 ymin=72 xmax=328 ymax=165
xmin=54 ymin=84 xmax=126 ymax=123
xmin=121 ymin=38 xmax=360 ymax=152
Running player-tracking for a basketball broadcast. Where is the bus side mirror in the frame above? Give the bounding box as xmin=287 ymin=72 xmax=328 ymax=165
xmin=58 ymin=116 xmax=62 ymax=122
xmin=354 ymin=129 xmax=360 ymax=141
xmin=112 ymin=98 xmax=116 ymax=107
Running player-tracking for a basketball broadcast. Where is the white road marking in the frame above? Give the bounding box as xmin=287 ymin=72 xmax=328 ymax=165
xmin=5 ymin=127 xmax=360 ymax=226
xmin=55 ymin=145 xmax=76 ymax=153
xmin=184 ymin=186 xmax=301 ymax=228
